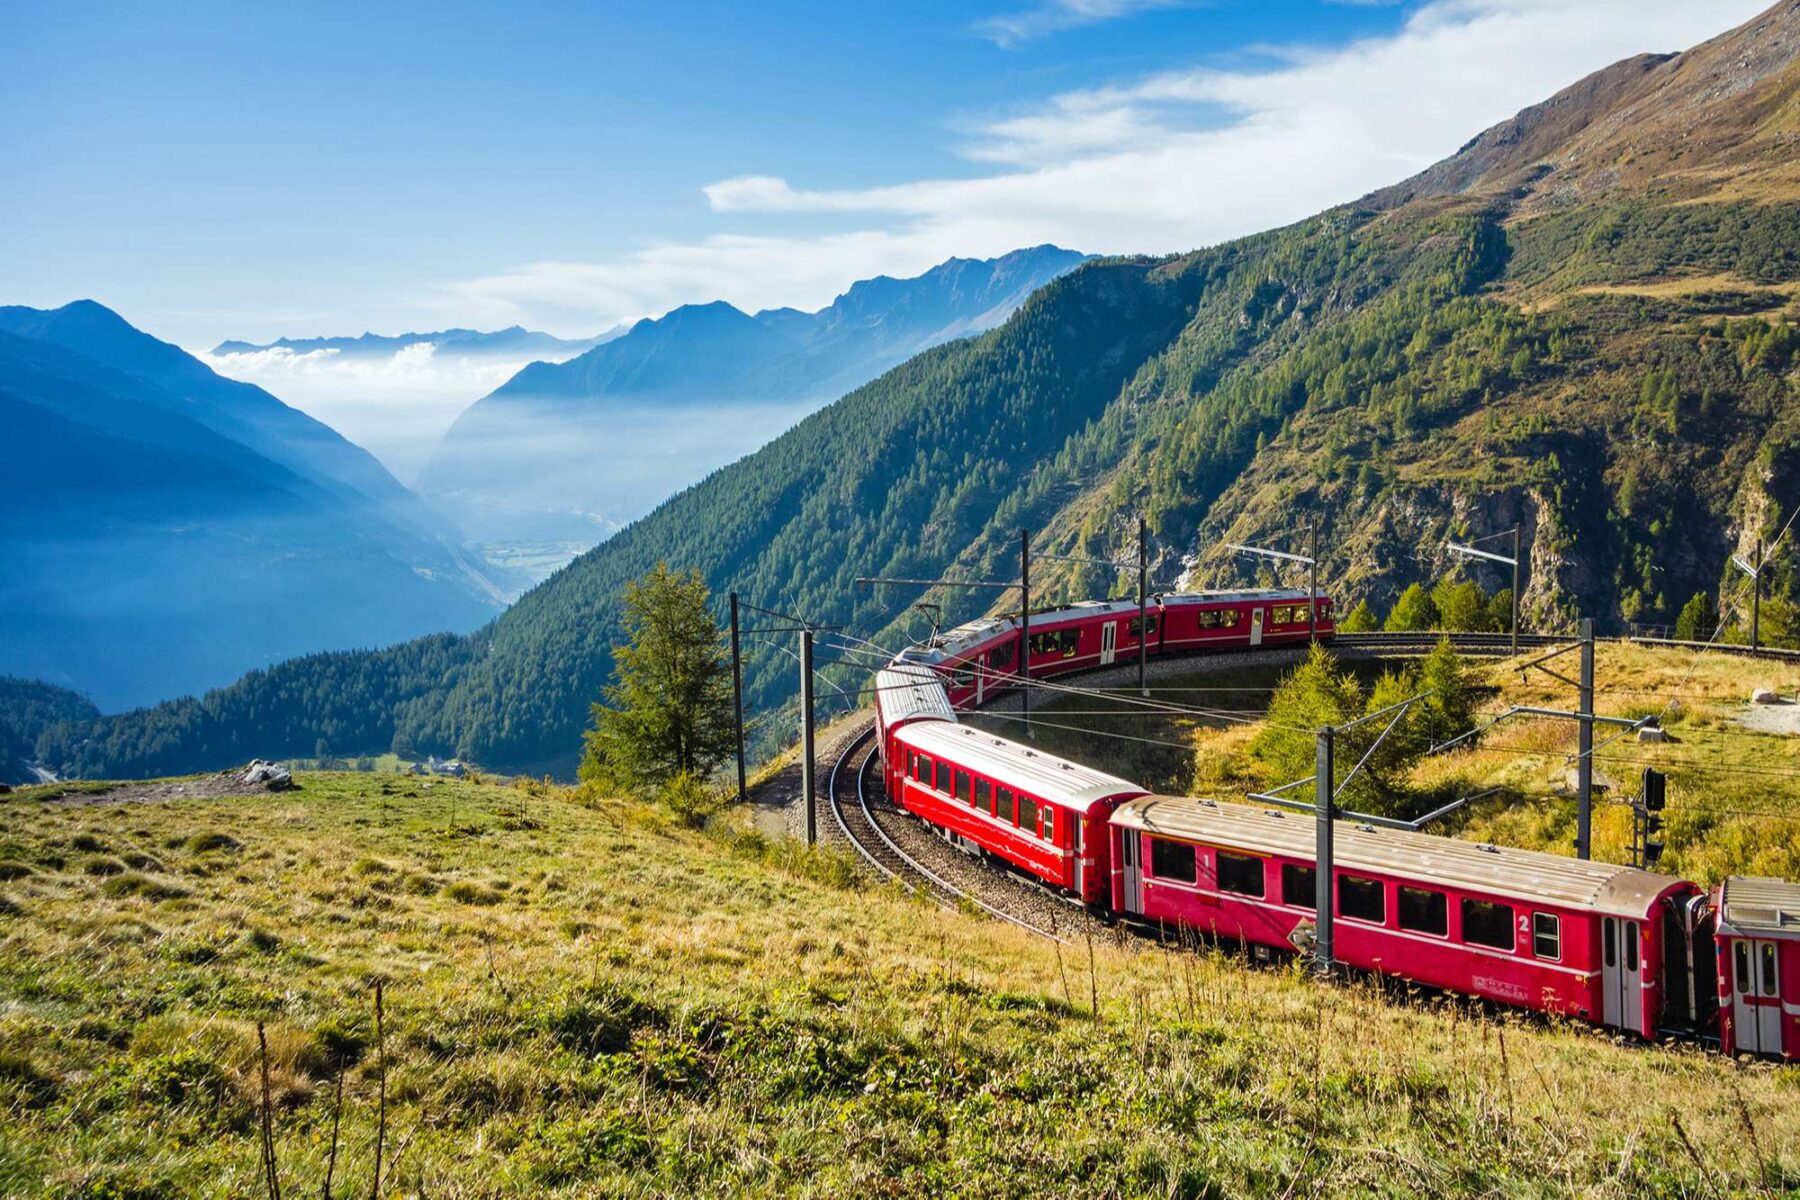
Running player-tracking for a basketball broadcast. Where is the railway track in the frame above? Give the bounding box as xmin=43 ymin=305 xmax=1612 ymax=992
xmin=823 ymin=723 xmax=1069 ymax=942
xmin=1333 ymin=631 xmax=1565 ymax=653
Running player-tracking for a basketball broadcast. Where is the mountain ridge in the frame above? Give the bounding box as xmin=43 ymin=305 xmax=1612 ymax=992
xmin=0 ymin=301 xmax=508 ymax=710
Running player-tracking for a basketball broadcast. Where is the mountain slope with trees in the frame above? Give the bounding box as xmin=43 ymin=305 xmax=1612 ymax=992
xmin=36 ymin=1 xmax=1800 ymax=778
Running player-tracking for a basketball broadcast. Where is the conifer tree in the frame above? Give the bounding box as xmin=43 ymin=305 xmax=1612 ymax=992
xmin=580 ymin=563 xmax=735 ymax=794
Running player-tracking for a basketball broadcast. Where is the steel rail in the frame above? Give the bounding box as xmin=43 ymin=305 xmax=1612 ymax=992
xmin=823 ymin=722 xmax=1065 ymax=942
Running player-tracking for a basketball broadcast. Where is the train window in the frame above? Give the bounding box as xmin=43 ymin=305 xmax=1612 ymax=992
xmin=1018 ymin=794 xmax=1038 ymax=832
xmin=995 ymin=787 xmax=1016 ymax=824
xmin=915 ymin=755 xmax=930 ymax=783
xmin=1195 ymin=610 xmax=1219 ymax=630
xmin=1127 ymin=615 xmax=1160 ymax=638
xmin=975 ymin=779 xmax=990 ymax=811
xmin=1398 ymin=887 xmax=1448 ymax=936
xmin=1338 ymin=876 xmax=1385 ymax=923
xmin=1605 ymin=920 xmax=1617 ymax=968
xmin=1462 ymin=899 xmax=1515 ymax=950
xmin=1221 ymin=609 xmax=1241 ymax=627
xmin=1217 ymin=852 xmax=1265 ymax=898
xmin=934 ymin=761 xmax=950 ymax=794
xmin=1532 ymin=913 xmax=1561 ymax=961
xmin=1625 ymin=926 xmax=1638 ymax=972
xmin=1734 ymin=942 xmax=1751 ymax=993
xmin=1762 ymin=943 xmax=1779 ymax=996
xmin=1150 ymin=838 xmax=1197 ymax=884
xmin=990 ymin=641 xmax=1016 ymax=671
xmin=1292 ymin=603 xmax=1310 ymax=624
xmin=955 ymin=770 xmax=972 ymax=805
xmin=1282 ymin=864 xmax=1316 ymax=910
xmin=1041 ymin=807 xmax=1055 ymax=842
xmin=907 ymin=752 xmax=918 ymax=781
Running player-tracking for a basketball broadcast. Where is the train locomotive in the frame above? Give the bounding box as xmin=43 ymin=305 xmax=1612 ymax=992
xmin=871 ymin=587 xmax=1800 ymax=1059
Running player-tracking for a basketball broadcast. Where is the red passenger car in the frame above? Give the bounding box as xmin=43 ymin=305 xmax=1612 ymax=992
xmin=888 ymin=720 xmax=1143 ymax=903
xmin=1107 ymin=796 xmax=1705 ymax=1033
xmin=1714 ymin=876 xmax=1800 ymax=1058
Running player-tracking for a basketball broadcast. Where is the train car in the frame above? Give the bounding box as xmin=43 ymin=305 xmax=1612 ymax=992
xmin=1713 ymin=875 xmax=1800 ymax=1058
xmin=888 ymin=720 xmax=1144 ymax=904
xmin=872 ymin=664 xmax=959 ymax=800
xmin=898 ymin=588 xmax=1337 ymax=709
xmin=1159 ymin=588 xmax=1334 ymax=652
xmin=1107 ymin=796 xmax=1704 ymax=1035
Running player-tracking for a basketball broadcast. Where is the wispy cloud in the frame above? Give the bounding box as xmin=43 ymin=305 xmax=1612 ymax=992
xmin=443 ymin=0 xmax=1764 ymax=337
xmin=974 ymin=0 xmax=1185 ymax=48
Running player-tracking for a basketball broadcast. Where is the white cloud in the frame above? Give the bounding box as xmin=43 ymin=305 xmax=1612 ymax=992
xmin=442 ymin=0 xmax=1765 ymax=336
xmin=974 ymin=0 xmax=1187 ymax=48
xmin=201 ymin=342 xmax=566 ymax=482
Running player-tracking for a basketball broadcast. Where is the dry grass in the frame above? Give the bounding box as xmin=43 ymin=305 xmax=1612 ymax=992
xmin=0 ymin=767 xmax=1794 ymax=1196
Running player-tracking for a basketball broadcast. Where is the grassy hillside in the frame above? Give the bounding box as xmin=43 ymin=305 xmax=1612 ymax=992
xmin=0 ymin=772 xmax=1793 ymax=1196
xmin=34 ymin=4 xmax=1800 ymax=779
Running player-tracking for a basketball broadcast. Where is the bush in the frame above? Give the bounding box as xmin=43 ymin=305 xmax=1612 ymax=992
xmin=659 ymin=771 xmax=725 ymax=829
xmin=445 ymin=880 xmax=504 ymax=906
xmin=101 ymin=873 xmax=191 ymax=901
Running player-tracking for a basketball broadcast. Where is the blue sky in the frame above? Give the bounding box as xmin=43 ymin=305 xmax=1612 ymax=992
xmin=0 ymin=0 xmax=1767 ymax=351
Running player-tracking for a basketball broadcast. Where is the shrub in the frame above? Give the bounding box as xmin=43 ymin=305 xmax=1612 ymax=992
xmin=445 ymin=880 xmax=504 ymax=906
xmin=659 ymin=771 xmax=725 ymax=830
xmin=101 ymin=873 xmax=191 ymax=901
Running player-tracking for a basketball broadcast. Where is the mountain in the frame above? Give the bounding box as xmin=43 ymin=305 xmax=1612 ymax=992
xmin=0 ymin=301 xmax=508 ymax=710
xmin=413 ymin=246 xmax=1091 ymax=549
xmin=36 ymin=2 xmax=1800 ymax=780
xmin=211 ymin=325 xmax=624 ymax=360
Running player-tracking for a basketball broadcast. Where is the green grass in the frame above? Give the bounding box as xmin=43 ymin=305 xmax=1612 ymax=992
xmin=0 ymin=768 xmax=1794 ymax=1197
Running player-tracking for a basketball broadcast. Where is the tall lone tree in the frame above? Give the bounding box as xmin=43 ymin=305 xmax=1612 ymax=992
xmin=580 ymin=563 xmax=735 ymax=794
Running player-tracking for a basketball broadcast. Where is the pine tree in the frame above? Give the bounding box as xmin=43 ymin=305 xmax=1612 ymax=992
xmin=1674 ymin=591 xmax=1717 ymax=642
xmin=1339 ymin=599 xmax=1379 ymax=632
xmin=580 ymin=563 xmax=735 ymax=795
xmin=1384 ymin=583 xmax=1439 ymax=631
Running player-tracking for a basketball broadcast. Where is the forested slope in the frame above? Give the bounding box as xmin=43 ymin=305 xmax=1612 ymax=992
xmin=35 ymin=1 xmax=1800 ymax=778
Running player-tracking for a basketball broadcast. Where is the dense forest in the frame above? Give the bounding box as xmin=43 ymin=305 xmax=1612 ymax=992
xmin=28 ymin=19 xmax=1800 ymax=780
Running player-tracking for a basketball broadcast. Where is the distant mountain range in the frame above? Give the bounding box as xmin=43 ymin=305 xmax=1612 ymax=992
xmin=213 ymin=325 xmax=625 ymax=360
xmin=414 ymin=245 xmax=1091 ymax=548
xmin=0 ymin=301 xmax=510 ymax=710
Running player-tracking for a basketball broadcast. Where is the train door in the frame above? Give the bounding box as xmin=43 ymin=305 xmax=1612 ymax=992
xmin=975 ymin=655 xmax=985 ymax=705
xmin=1601 ymin=917 xmax=1644 ymax=1032
xmin=1118 ymin=828 xmax=1143 ymax=914
xmin=1730 ymin=939 xmax=1783 ymax=1055
xmin=1100 ymin=621 xmax=1117 ymax=666
xmin=1070 ymin=816 xmax=1085 ymax=897
xmin=1249 ymin=607 xmax=1265 ymax=647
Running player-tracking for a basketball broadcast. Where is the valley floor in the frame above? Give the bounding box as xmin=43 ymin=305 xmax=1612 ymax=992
xmin=0 ymin=770 xmax=1795 ymax=1197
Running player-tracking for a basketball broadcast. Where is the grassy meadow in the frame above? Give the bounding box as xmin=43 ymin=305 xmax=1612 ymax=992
xmin=0 ymin=758 xmax=1796 ymax=1197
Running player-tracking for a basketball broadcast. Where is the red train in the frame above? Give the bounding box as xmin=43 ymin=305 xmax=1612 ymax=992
xmin=871 ymin=589 xmax=1800 ymax=1059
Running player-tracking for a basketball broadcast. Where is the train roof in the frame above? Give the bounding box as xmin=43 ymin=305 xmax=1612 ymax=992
xmin=874 ymin=665 xmax=958 ymax=728
xmin=1112 ymin=795 xmax=1688 ymax=918
xmin=1719 ymin=875 xmax=1800 ymax=938
xmin=1159 ymin=588 xmax=1313 ymax=605
xmin=896 ymin=720 xmax=1146 ymax=810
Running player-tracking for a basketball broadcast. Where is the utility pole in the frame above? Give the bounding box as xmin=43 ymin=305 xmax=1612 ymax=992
xmin=729 ymin=591 xmax=747 ymax=805
xmin=1314 ymin=725 xmax=1335 ymax=976
xmin=1138 ymin=516 xmax=1150 ymax=696
xmin=1020 ymin=527 xmax=1032 ymax=736
xmin=1512 ymin=525 xmax=1523 ymax=654
xmin=800 ymin=629 xmax=816 ymax=845
xmin=1575 ymin=617 xmax=1594 ymax=860
xmin=1753 ymin=538 xmax=1764 ymax=653
xmin=1308 ymin=519 xmax=1319 ymax=645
